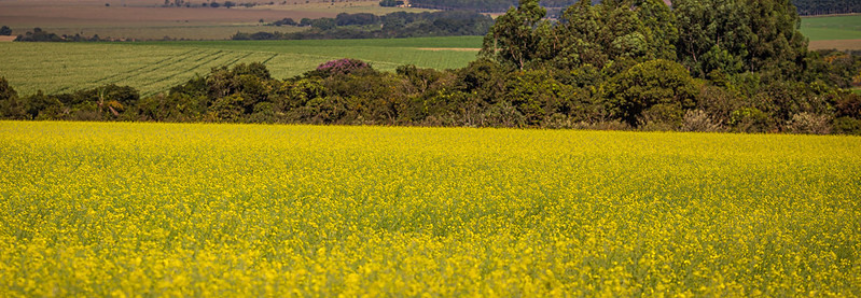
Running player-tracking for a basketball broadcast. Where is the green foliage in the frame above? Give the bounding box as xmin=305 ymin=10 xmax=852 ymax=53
xmin=0 ymin=77 xmax=27 ymax=120
xmin=312 ymin=18 xmax=337 ymax=31
xmin=481 ymin=0 xmax=549 ymax=70
xmin=236 ymin=11 xmax=494 ymax=40
xmin=15 ymin=28 xmax=63 ymax=42
xmin=635 ymin=0 xmax=679 ymax=61
xmin=674 ymin=0 xmax=808 ymax=78
xmin=0 ymin=77 xmax=17 ymax=102
xmin=379 ymin=0 xmax=405 ymax=7
xmin=603 ymin=59 xmax=700 ymax=127
xmin=504 ymin=70 xmax=577 ymax=125
xmin=730 ymin=107 xmax=776 ymax=133
xmin=745 ymin=0 xmax=809 ymax=77
xmin=832 ymin=116 xmax=861 ymax=134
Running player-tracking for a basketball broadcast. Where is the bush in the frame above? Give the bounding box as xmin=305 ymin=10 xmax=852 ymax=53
xmin=681 ymin=109 xmax=723 ymax=132
xmin=832 ymin=117 xmax=861 ymax=135
xmin=730 ymin=107 xmax=775 ymax=133
xmin=787 ymin=113 xmax=832 ymax=135
xmin=834 ymin=93 xmax=861 ymax=119
xmin=379 ymin=0 xmax=404 ymax=7
xmin=604 ymin=59 xmax=700 ymax=127
xmin=0 ymin=77 xmax=28 ymax=119
xmin=313 ymin=59 xmax=373 ymax=77
xmin=638 ymin=103 xmax=684 ymax=131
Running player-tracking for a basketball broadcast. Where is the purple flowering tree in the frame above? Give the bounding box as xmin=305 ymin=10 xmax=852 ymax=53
xmin=315 ymin=58 xmax=372 ymax=76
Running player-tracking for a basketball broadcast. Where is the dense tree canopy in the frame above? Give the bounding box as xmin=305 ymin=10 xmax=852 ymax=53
xmin=485 ymin=0 xmax=809 ymax=79
xmin=407 ymin=0 xmax=857 ymax=15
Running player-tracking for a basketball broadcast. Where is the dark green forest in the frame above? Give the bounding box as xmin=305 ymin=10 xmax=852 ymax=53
xmin=405 ymin=0 xmax=861 ymax=15
xmin=234 ymin=11 xmax=494 ymax=40
xmin=2 ymin=0 xmax=861 ymax=134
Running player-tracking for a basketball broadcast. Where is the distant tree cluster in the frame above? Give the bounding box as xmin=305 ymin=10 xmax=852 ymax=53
xmin=793 ymin=0 xmax=861 ymax=15
xmin=14 ymin=28 xmax=63 ymax=42
xmin=0 ymin=26 xmax=12 ymax=36
xmin=484 ymin=0 xmax=808 ymax=78
xmin=236 ymin=11 xmax=494 ymax=40
xmin=378 ymin=0 xmax=405 ymax=7
xmin=14 ymin=28 xmax=104 ymax=42
xmin=408 ymin=0 xmax=596 ymax=12
xmin=408 ymin=0 xmax=516 ymax=12
xmin=409 ymin=0 xmax=858 ymax=15
xmin=271 ymin=18 xmax=298 ymax=26
xmin=158 ymin=0 xmax=261 ymax=8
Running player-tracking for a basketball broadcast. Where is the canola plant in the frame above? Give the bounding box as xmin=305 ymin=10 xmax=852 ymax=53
xmin=0 ymin=121 xmax=859 ymax=297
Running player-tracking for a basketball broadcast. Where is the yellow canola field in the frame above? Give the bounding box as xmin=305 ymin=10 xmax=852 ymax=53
xmin=0 ymin=121 xmax=859 ymax=297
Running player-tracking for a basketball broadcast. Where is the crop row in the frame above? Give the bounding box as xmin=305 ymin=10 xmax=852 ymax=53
xmin=0 ymin=38 xmax=481 ymax=97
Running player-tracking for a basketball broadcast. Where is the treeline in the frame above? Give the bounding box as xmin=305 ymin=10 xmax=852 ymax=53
xmin=234 ymin=11 xmax=494 ymax=40
xmin=793 ymin=0 xmax=861 ymax=15
xmin=406 ymin=0 xmax=587 ymax=12
xmin=2 ymin=52 xmax=860 ymax=134
xmin=13 ymin=28 xmax=108 ymax=42
xmin=408 ymin=0 xmax=859 ymax=15
xmin=407 ymin=0 xmax=515 ymax=12
xmin=3 ymin=0 xmax=861 ymax=134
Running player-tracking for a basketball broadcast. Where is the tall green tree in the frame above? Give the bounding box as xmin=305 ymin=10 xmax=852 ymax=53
xmin=481 ymin=0 xmax=549 ymax=70
xmin=674 ymin=0 xmax=750 ymax=77
xmin=635 ymin=0 xmax=678 ymax=61
xmin=744 ymin=0 xmax=808 ymax=77
xmin=553 ymin=0 xmax=607 ymax=69
xmin=553 ymin=0 xmax=665 ymax=71
xmin=674 ymin=0 xmax=807 ymax=78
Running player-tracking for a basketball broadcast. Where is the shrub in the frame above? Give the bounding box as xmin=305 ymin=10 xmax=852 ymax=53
xmin=730 ymin=107 xmax=775 ymax=133
xmin=604 ymin=59 xmax=700 ymax=127
xmin=787 ymin=113 xmax=832 ymax=135
xmin=313 ymin=59 xmax=373 ymax=77
xmin=638 ymin=103 xmax=684 ymax=131
xmin=832 ymin=116 xmax=861 ymax=135
xmin=681 ymin=109 xmax=723 ymax=132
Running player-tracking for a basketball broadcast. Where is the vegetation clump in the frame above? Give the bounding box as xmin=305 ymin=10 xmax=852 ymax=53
xmin=234 ymin=11 xmax=494 ymax=40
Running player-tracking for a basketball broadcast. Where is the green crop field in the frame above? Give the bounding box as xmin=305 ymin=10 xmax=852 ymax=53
xmin=801 ymin=14 xmax=861 ymax=41
xmin=0 ymin=37 xmax=483 ymax=97
xmin=1 ymin=121 xmax=859 ymax=296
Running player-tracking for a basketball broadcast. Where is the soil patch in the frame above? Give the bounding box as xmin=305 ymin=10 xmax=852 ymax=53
xmin=809 ymin=39 xmax=861 ymax=50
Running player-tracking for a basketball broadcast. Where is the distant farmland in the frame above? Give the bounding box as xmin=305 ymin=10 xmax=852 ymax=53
xmin=801 ymin=14 xmax=861 ymax=50
xmin=0 ymin=0 xmax=428 ymax=40
xmin=2 ymin=14 xmax=859 ymax=98
xmin=0 ymin=37 xmax=484 ymax=97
